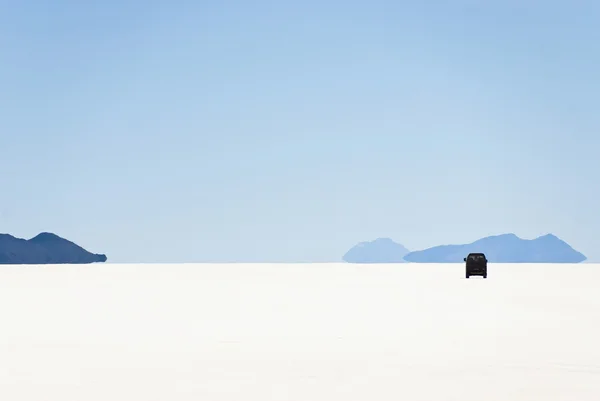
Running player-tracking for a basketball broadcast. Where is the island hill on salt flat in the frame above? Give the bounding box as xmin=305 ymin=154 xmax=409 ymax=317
xmin=343 ymin=233 xmax=587 ymax=264
xmin=0 ymin=232 xmax=107 ymax=264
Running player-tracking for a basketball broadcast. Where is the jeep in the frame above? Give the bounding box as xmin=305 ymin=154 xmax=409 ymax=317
xmin=464 ymin=253 xmax=487 ymax=278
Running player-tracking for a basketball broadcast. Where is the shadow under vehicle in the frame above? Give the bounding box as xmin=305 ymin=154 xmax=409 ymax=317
xmin=464 ymin=253 xmax=487 ymax=278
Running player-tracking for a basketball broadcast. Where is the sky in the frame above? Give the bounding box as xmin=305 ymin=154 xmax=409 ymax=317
xmin=1 ymin=0 xmax=599 ymax=263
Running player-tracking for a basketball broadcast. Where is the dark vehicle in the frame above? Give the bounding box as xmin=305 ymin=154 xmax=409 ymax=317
xmin=464 ymin=253 xmax=487 ymax=278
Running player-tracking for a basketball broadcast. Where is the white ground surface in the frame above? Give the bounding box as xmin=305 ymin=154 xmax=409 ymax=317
xmin=0 ymin=263 xmax=599 ymax=400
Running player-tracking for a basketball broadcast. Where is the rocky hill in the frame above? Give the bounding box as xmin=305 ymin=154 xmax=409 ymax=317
xmin=0 ymin=232 xmax=107 ymax=264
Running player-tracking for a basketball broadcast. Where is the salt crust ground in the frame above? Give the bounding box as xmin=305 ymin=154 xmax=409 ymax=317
xmin=0 ymin=263 xmax=598 ymax=400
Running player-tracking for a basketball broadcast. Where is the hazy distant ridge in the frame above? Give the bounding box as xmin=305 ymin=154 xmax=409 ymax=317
xmin=344 ymin=233 xmax=586 ymax=263
xmin=343 ymin=238 xmax=410 ymax=263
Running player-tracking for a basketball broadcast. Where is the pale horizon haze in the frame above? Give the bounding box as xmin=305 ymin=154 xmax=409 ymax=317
xmin=1 ymin=1 xmax=599 ymax=262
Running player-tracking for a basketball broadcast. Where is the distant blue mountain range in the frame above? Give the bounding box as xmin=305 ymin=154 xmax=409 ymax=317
xmin=343 ymin=233 xmax=586 ymax=263
xmin=0 ymin=232 xmax=107 ymax=264
xmin=0 ymin=231 xmax=587 ymax=265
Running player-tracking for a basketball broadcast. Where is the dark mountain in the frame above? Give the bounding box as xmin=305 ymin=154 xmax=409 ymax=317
xmin=343 ymin=238 xmax=409 ymax=263
xmin=403 ymin=233 xmax=586 ymax=263
xmin=0 ymin=232 xmax=107 ymax=264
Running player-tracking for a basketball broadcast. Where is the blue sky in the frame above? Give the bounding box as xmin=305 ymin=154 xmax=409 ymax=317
xmin=1 ymin=0 xmax=599 ymax=262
